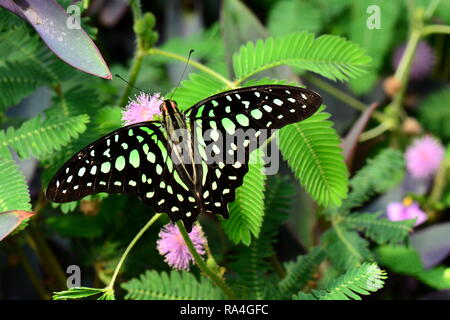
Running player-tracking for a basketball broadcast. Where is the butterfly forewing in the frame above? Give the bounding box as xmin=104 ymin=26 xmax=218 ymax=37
xmin=46 ymin=122 xmax=201 ymax=227
xmin=186 ymin=85 xmax=322 ymax=215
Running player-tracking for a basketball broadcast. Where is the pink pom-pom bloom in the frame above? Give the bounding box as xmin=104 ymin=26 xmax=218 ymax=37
xmin=387 ymin=197 xmax=427 ymax=226
xmin=405 ymin=135 xmax=444 ymax=179
xmin=122 ymin=92 xmax=163 ymax=126
xmin=156 ymin=223 xmax=207 ymax=271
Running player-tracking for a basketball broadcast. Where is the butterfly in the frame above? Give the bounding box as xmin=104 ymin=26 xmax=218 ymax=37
xmin=45 ymin=85 xmax=322 ymax=232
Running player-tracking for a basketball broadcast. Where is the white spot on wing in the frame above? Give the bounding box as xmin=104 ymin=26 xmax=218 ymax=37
xmin=263 ymin=105 xmax=272 ymax=112
xmin=78 ymin=167 xmax=86 ymax=177
xmin=273 ymin=99 xmax=283 ymax=106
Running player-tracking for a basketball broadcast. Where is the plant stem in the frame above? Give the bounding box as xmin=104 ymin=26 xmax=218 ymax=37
xmin=26 ymin=221 xmax=67 ymax=291
xmin=270 ymin=255 xmax=286 ymax=279
xmin=359 ymin=122 xmax=391 ymax=142
xmin=387 ymin=7 xmax=424 ymax=145
xmin=394 ymin=30 xmax=422 ymax=85
xmin=303 ymin=73 xmax=386 ymax=123
xmin=424 ymin=0 xmax=441 ymax=19
xmin=176 ymin=221 xmax=237 ymax=299
xmin=105 ymin=213 xmax=162 ymax=292
xmin=26 ymin=193 xmax=66 ymax=291
xmin=13 ymin=239 xmax=50 ymax=300
xmin=118 ymin=0 xmax=145 ymax=107
xmin=331 ymin=216 xmax=363 ymax=261
xmin=149 ymin=48 xmax=236 ymax=89
xmin=422 ymin=24 xmax=450 ymax=36
xmin=129 ymin=0 xmax=142 ymax=21
xmin=429 ymin=160 xmax=449 ymax=204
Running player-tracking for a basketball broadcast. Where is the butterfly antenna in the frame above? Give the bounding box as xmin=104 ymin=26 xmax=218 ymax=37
xmin=169 ymin=49 xmax=194 ymax=101
xmin=115 ymin=74 xmax=164 ymax=102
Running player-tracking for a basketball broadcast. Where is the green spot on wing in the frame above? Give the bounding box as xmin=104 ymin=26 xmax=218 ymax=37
xmin=129 ymin=150 xmax=140 ymax=168
xmin=250 ymin=109 xmax=263 ymax=119
xmin=173 ymin=170 xmax=189 ymax=191
xmin=115 ymin=156 xmax=125 ymax=171
xmin=236 ymin=114 xmax=249 ymax=126
xmin=222 ymin=117 xmax=236 ymax=134
xmin=139 ymin=127 xmax=153 ymax=135
xmin=101 ymin=162 xmax=111 ymax=173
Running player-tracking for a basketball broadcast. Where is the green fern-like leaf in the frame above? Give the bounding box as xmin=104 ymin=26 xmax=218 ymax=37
xmin=233 ymin=32 xmax=372 ymax=83
xmin=294 ymin=263 xmax=386 ymax=300
xmin=0 ymin=10 xmax=27 ymax=30
xmin=278 ymin=247 xmax=326 ymax=298
xmin=348 ymin=0 xmax=401 ymax=94
xmin=322 ymin=228 xmax=372 ymax=270
xmin=418 ymin=88 xmax=450 ymax=141
xmin=0 ymin=27 xmax=42 ymax=64
xmin=0 ymin=60 xmax=54 ymax=111
xmin=169 ymin=72 xmax=228 ymax=111
xmin=242 ymin=77 xmax=292 ymax=87
xmin=0 ymin=26 xmax=68 ymax=79
xmin=279 ymin=106 xmax=349 ymax=207
xmin=343 ymin=212 xmax=414 ymax=244
xmin=229 ymin=175 xmax=294 ymax=299
xmin=222 ymin=150 xmax=266 ymax=245
xmin=268 ymin=0 xmax=323 ymax=36
xmin=46 ymin=85 xmax=100 ymax=118
xmin=0 ymin=159 xmax=31 ymax=212
xmin=53 ymin=287 xmax=106 ymax=300
xmin=0 ymin=26 xmax=73 ymax=111
xmin=262 ymin=175 xmax=294 ymax=236
xmin=339 ymin=148 xmax=405 ymax=213
xmin=121 ymin=270 xmax=225 ymax=300
xmin=0 ymin=114 xmax=89 ymax=160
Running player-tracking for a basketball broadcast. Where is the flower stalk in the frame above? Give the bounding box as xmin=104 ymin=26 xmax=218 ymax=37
xmin=104 ymin=213 xmax=162 ymax=297
xmin=176 ymin=221 xmax=236 ymax=299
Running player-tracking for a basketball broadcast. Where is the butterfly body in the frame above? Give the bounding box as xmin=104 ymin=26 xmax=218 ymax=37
xmin=46 ymin=85 xmax=322 ymax=231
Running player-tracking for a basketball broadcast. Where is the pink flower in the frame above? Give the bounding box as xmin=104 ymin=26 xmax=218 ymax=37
xmin=122 ymin=92 xmax=163 ymax=125
xmin=405 ymin=135 xmax=444 ymax=179
xmin=387 ymin=197 xmax=427 ymax=226
xmin=392 ymin=41 xmax=435 ymax=80
xmin=156 ymin=223 xmax=206 ymax=271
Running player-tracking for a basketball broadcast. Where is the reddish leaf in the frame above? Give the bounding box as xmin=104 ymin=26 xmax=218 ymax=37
xmin=0 ymin=0 xmax=111 ymax=79
xmin=0 ymin=210 xmax=36 ymax=241
xmin=341 ymin=102 xmax=379 ymax=169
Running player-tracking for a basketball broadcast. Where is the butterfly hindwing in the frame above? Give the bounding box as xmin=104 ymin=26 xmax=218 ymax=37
xmin=45 ymin=122 xmax=201 ymax=227
xmin=186 ymin=85 xmax=322 ymax=215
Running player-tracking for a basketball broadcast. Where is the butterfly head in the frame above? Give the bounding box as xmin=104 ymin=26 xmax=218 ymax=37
xmin=160 ymin=100 xmax=179 ymax=114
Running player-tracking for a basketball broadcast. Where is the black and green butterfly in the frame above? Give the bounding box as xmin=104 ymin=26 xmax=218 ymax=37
xmin=46 ymin=85 xmax=322 ymax=231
